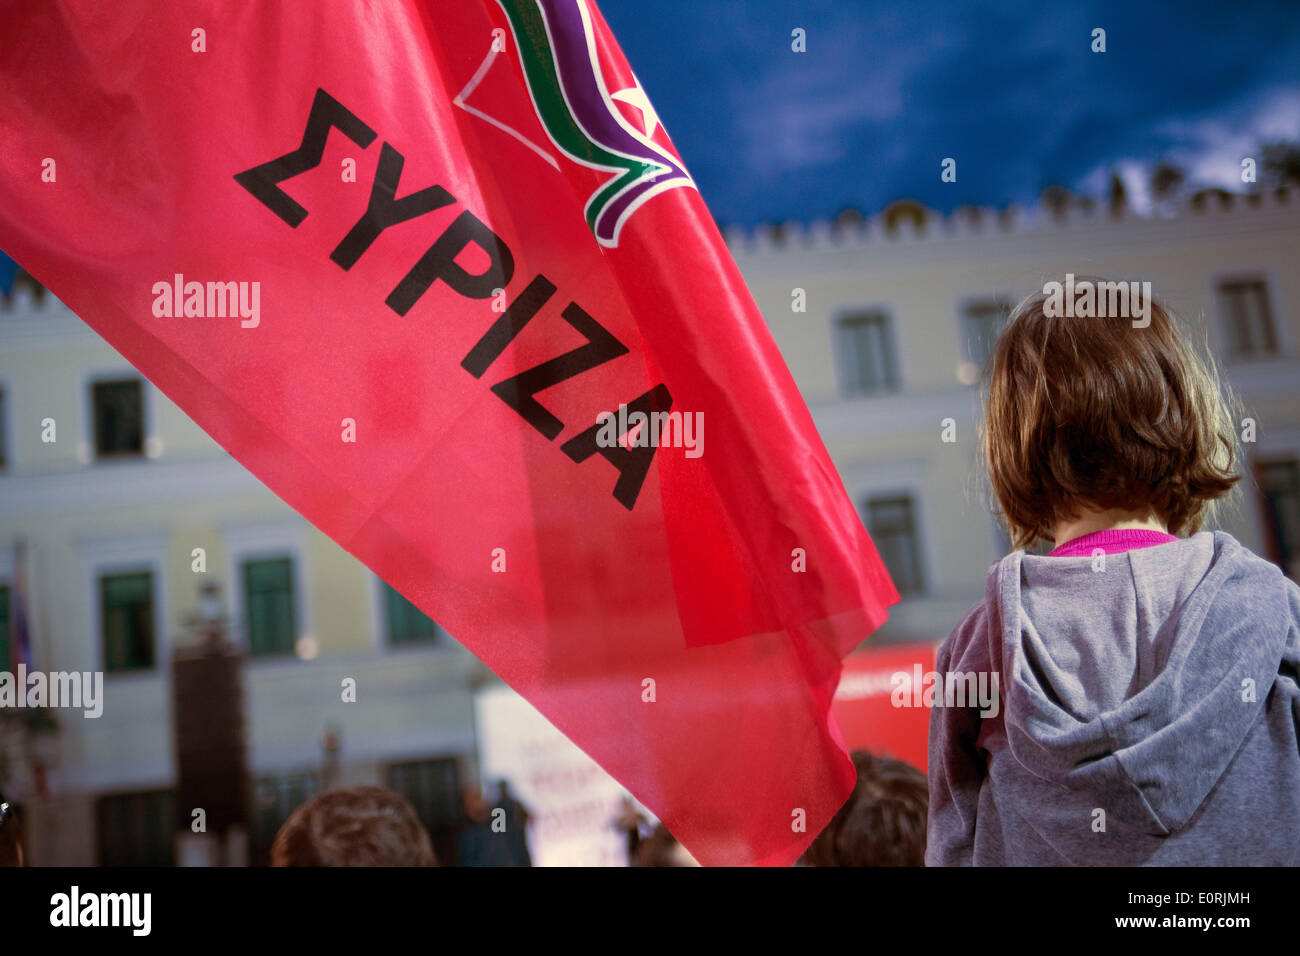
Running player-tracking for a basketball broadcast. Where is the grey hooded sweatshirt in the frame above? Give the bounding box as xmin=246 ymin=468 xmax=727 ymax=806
xmin=926 ymin=531 xmax=1300 ymax=865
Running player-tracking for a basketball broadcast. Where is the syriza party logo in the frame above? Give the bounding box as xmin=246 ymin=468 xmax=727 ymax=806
xmin=456 ymin=0 xmax=696 ymax=247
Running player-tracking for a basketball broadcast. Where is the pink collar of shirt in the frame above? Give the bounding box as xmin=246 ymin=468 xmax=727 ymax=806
xmin=1048 ymin=528 xmax=1180 ymax=557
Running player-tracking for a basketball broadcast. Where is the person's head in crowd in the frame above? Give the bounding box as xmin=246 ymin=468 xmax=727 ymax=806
xmin=982 ymin=279 xmax=1238 ymax=550
xmin=270 ymin=785 xmax=436 ymax=866
xmin=801 ymin=751 xmax=928 ymax=866
xmin=0 ymin=794 xmax=24 ymax=867
xmin=462 ymin=786 xmax=489 ymax=823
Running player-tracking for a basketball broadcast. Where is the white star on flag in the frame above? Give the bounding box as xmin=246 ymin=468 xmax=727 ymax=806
xmin=610 ymin=83 xmax=661 ymax=137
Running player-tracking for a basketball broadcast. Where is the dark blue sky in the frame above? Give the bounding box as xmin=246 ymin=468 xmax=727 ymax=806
xmin=602 ymin=0 xmax=1300 ymax=228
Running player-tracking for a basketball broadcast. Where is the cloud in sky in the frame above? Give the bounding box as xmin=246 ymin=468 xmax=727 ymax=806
xmin=602 ymin=0 xmax=1300 ymax=227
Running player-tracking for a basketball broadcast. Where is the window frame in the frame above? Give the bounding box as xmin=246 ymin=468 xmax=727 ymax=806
xmin=223 ymin=520 xmax=311 ymax=662
xmin=99 ymin=568 xmax=158 ymax=674
xmin=240 ymin=556 xmax=298 ymax=658
xmin=1254 ymin=454 xmax=1300 ymax=581
xmin=955 ymin=294 xmax=1014 ymax=383
xmin=1209 ymin=271 xmax=1288 ymax=364
xmin=81 ymin=370 xmax=159 ymax=465
xmin=382 ymin=581 xmax=444 ymax=646
xmin=830 ymin=307 xmax=902 ymax=398
xmin=862 ymin=492 xmax=928 ymax=598
xmin=79 ymin=533 xmax=169 ymax=676
xmin=842 ymin=459 xmax=938 ymax=601
xmin=369 ymin=573 xmax=452 ymax=650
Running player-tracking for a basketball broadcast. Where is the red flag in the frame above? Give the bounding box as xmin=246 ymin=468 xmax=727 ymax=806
xmin=832 ymin=645 xmax=940 ymax=775
xmin=0 ymin=0 xmax=898 ymax=864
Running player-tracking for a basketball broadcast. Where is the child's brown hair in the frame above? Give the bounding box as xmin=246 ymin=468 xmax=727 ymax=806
xmin=982 ymin=278 xmax=1240 ymax=549
xmin=270 ymin=785 xmax=436 ymax=866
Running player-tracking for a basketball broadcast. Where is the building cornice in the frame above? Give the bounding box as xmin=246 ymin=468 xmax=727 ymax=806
xmin=724 ymin=187 xmax=1297 ymax=257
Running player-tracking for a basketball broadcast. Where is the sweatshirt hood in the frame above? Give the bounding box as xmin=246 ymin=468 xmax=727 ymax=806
xmin=994 ymin=531 xmax=1291 ymax=836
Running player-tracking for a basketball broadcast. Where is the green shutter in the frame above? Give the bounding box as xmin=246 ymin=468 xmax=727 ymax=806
xmin=100 ymin=572 xmax=155 ymax=672
xmin=383 ymin=583 xmax=440 ymax=644
xmin=243 ymin=558 xmax=295 ymax=656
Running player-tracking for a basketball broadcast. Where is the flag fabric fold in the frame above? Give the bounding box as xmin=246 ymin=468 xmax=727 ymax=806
xmin=0 ymin=0 xmax=898 ymax=865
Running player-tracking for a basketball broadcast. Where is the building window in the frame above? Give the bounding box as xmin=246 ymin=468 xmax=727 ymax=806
xmin=864 ymin=494 xmax=926 ymax=596
xmin=2 ymin=265 xmax=48 ymax=308
xmin=835 ymin=311 xmax=899 ymax=396
xmin=991 ymin=514 xmax=1014 ymax=559
xmin=383 ymin=583 xmax=442 ymax=645
xmin=91 ymin=378 xmax=144 ymax=459
xmin=1218 ymin=278 xmax=1278 ymax=361
xmin=251 ymin=770 xmax=320 ymax=866
xmin=960 ymin=299 xmax=1011 ymax=380
xmin=100 ymin=571 xmax=155 ymax=672
xmin=97 ymin=789 xmax=174 ymax=866
xmin=242 ymin=557 xmax=296 ymax=656
xmin=1257 ymin=458 xmax=1300 ymax=581
xmin=0 ymin=584 xmax=10 ymax=669
xmin=387 ymin=757 xmax=462 ymax=864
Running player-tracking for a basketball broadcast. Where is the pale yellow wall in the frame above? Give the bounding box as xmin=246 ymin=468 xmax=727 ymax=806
xmin=307 ymin=528 xmax=372 ymax=655
xmin=166 ymin=527 xmax=224 ymax=648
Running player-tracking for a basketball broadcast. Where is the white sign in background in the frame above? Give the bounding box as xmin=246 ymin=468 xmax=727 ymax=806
xmin=474 ymin=683 xmax=644 ymax=867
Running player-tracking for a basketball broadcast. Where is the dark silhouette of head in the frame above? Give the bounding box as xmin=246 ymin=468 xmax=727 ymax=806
xmin=801 ymin=751 xmax=929 ymax=866
xmin=271 ymin=785 xmax=436 ymax=866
